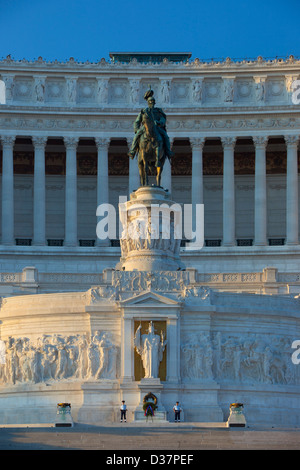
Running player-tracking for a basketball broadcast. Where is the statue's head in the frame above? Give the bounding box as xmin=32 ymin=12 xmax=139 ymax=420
xmin=148 ymin=321 xmax=154 ymax=334
xmin=147 ymin=96 xmax=155 ymax=108
xmin=144 ymin=87 xmax=155 ymax=108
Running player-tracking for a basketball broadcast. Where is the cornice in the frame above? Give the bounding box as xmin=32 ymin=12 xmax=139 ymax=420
xmin=0 ymin=54 xmax=300 ymax=76
xmin=1 ymin=104 xmax=300 ymax=116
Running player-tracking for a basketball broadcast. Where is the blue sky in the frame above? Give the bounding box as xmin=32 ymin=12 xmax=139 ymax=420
xmin=0 ymin=0 xmax=299 ymax=62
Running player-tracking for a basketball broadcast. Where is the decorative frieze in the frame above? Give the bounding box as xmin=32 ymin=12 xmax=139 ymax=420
xmin=0 ymin=332 xmax=119 ymax=385
xmin=1 ymin=68 xmax=299 ymax=108
xmin=210 ymin=331 xmax=298 ymax=385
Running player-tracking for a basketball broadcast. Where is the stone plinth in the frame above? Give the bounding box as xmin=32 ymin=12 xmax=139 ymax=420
xmin=134 ymin=378 xmax=168 ymax=422
xmin=118 ymin=186 xmax=185 ymax=271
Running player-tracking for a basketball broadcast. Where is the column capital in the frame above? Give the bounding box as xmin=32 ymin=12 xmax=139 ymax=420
xmin=190 ymin=137 xmax=205 ymax=150
xmin=221 ymin=136 xmax=236 ymax=148
xmin=32 ymin=136 xmax=48 ymax=149
xmin=253 ymin=75 xmax=268 ymax=83
xmin=95 ymin=137 xmax=110 ymax=150
xmin=284 ymin=134 xmax=299 ymax=146
xmin=64 ymin=136 xmax=79 ymax=149
xmin=253 ymin=135 xmax=269 ymax=148
xmin=1 ymin=135 xmax=15 ymax=147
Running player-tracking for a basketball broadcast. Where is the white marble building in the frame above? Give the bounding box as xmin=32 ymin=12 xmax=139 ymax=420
xmin=0 ymin=52 xmax=299 ymax=426
xmin=0 ymin=52 xmax=299 ymax=291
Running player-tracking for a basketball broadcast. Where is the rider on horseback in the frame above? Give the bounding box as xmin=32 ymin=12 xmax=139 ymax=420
xmin=128 ymin=88 xmax=174 ymax=165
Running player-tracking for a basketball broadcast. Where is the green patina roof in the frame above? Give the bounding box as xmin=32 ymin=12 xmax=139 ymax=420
xmin=109 ymin=52 xmax=192 ymax=64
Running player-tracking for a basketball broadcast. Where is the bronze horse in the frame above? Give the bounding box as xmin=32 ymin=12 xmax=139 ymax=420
xmin=137 ymin=110 xmax=166 ymax=187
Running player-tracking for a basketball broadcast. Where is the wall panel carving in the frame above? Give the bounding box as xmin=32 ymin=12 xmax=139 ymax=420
xmin=180 ymin=330 xmax=299 ymax=385
xmin=0 ymin=332 xmax=119 ymax=385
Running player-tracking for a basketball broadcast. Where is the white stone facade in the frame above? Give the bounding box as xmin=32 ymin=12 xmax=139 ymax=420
xmin=0 ymin=53 xmax=300 ymax=281
xmin=0 ymin=267 xmax=299 ymax=425
xmin=0 ymin=53 xmax=300 ymax=426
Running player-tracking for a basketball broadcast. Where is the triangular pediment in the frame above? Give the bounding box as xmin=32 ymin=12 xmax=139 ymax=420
xmin=119 ymin=290 xmax=180 ymax=307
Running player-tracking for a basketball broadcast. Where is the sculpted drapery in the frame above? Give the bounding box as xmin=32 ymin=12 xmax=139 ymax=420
xmin=134 ymin=321 xmax=166 ymax=379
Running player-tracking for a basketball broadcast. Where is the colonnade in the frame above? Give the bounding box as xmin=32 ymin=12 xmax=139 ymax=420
xmin=189 ymin=134 xmax=299 ymax=246
xmin=0 ymin=133 xmax=299 ymax=247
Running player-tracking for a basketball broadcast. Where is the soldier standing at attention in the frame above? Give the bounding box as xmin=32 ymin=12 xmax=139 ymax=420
xmin=120 ymin=400 xmax=127 ymax=423
xmin=173 ymin=401 xmax=182 ymax=422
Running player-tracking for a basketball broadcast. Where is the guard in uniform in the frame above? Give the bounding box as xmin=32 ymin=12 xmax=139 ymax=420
xmin=173 ymin=401 xmax=182 ymax=422
xmin=120 ymin=400 xmax=127 ymax=423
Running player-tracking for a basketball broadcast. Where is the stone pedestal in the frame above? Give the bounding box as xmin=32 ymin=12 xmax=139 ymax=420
xmin=134 ymin=378 xmax=168 ymax=422
xmin=118 ymin=186 xmax=185 ymax=272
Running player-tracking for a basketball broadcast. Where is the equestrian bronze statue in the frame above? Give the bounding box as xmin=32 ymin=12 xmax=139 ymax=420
xmin=128 ymin=88 xmax=173 ymax=187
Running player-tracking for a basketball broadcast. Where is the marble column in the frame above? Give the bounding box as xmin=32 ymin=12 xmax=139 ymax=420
xmin=253 ymin=136 xmax=268 ymax=246
xmin=161 ymin=155 xmax=172 ymax=192
xmin=32 ymin=136 xmax=47 ymax=245
xmin=190 ymin=137 xmax=205 ymax=206
xmin=128 ymin=138 xmax=140 ymax=195
xmin=64 ymin=136 xmax=78 ymax=246
xmin=121 ymin=316 xmax=134 ymax=382
xmin=1 ymin=136 xmax=15 ymax=245
xmin=221 ymin=137 xmax=236 ymax=246
xmin=285 ymin=135 xmax=299 ymax=245
xmin=95 ymin=137 xmax=110 ymax=246
xmin=166 ymin=316 xmax=180 ymax=383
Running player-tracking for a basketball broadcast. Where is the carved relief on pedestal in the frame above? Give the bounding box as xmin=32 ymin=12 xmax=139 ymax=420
xmin=111 ymin=270 xmax=190 ymax=294
xmin=181 ymin=332 xmax=213 ymax=380
xmin=180 ymin=330 xmax=299 ymax=385
xmin=0 ymin=332 xmax=119 ymax=385
xmin=212 ymin=332 xmax=298 ymax=385
xmin=119 ymin=217 xmax=181 ymax=259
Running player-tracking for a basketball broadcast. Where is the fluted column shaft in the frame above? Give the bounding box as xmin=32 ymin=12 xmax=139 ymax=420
xmin=222 ymin=137 xmax=236 ymax=246
xmin=32 ymin=136 xmax=47 ymax=245
xmin=285 ymin=135 xmax=299 ymax=245
xmin=64 ymin=137 xmax=78 ymax=246
xmin=1 ymin=136 xmax=15 ymax=245
xmin=95 ymin=137 xmax=110 ymax=246
xmin=191 ymin=137 xmax=205 ymax=206
xmin=128 ymin=138 xmax=140 ymax=194
xmin=253 ymin=136 xmax=268 ymax=246
xmin=161 ymin=157 xmax=172 ymax=192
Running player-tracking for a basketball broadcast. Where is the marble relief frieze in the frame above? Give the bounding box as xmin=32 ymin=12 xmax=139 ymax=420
xmin=0 ymin=115 xmax=298 ymax=136
xmin=0 ymin=332 xmax=120 ymax=386
xmin=180 ymin=331 xmax=300 ymax=385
